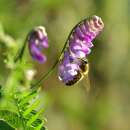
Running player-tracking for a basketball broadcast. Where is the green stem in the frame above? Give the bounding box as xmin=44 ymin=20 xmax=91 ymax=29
xmin=31 ymin=59 xmax=58 ymax=90
xmin=31 ymin=40 xmax=68 ymax=90
xmin=14 ymin=36 xmax=28 ymax=63
xmin=31 ymin=20 xmax=83 ymax=89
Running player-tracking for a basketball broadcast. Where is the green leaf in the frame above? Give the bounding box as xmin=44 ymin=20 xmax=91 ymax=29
xmin=0 ymin=110 xmax=23 ymax=129
xmin=18 ymin=90 xmax=37 ymax=106
xmin=0 ymin=120 xmax=15 ymax=130
xmin=0 ymin=110 xmax=46 ymax=130
xmin=15 ymin=90 xmax=47 ymax=130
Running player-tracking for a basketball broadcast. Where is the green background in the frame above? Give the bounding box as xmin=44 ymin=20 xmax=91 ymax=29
xmin=0 ymin=0 xmax=130 ymax=130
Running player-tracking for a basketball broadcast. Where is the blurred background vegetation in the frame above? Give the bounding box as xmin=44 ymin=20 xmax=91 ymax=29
xmin=0 ymin=0 xmax=130 ymax=130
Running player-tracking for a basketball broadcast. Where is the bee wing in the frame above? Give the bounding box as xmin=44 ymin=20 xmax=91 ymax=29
xmin=71 ymin=58 xmax=90 ymax=91
xmin=80 ymin=73 xmax=91 ymax=93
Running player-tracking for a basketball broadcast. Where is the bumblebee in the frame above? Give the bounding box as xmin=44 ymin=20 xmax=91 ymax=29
xmin=65 ymin=58 xmax=89 ymax=86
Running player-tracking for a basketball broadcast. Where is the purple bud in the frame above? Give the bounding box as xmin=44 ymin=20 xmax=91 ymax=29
xmin=28 ymin=26 xmax=49 ymax=63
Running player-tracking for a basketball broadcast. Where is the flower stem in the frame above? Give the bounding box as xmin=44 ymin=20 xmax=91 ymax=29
xmin=31 ymin=59 xmax=59 ymax=90
xmin=14 ymin=36 xmax=28 ymax=63
xmin=30 ymin=22 xmax=84 ymax=89
xmin=31 ymin=40 xmax=68 ymax=90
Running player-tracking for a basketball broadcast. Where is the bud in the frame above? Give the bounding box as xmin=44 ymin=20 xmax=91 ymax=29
xmin=28 ymin=26 xmax=49 ymax=63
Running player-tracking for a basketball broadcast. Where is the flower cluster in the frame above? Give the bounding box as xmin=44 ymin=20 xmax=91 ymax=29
xmin=28 ymin=26 xmax=49 ymax=63
xmin=58 ymin=15 xmax=104 ymax=85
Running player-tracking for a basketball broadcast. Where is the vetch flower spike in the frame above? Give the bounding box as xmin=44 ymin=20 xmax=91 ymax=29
xmin=58 ymin=15 xmax=104 ymax=85
xmin=14 ymin=26 xmax=49 ymax=64
xmin=31 ymin=15 xmax=104 ymax=89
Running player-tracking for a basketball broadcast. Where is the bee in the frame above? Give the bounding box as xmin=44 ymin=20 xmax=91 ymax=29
xmin=58 ymin=46 xmax=90 ymax=86
xmin=65 ymin=58 xmax=89 ymax=86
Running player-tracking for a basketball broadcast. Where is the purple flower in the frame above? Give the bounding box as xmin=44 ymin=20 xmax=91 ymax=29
xmin=58 ymin=15 xmax=104 ymax=85
xmin=69 ymin=15 xmax=104 ymax=59
xmin=28 ymin=26 xmax=49 ymax=63
xmin=58 ymin=50 xmax=82 ymax=85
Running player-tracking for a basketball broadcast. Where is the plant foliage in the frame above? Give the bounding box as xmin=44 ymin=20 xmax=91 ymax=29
xmin=0 ymin=24 xmax=47 ymax=130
